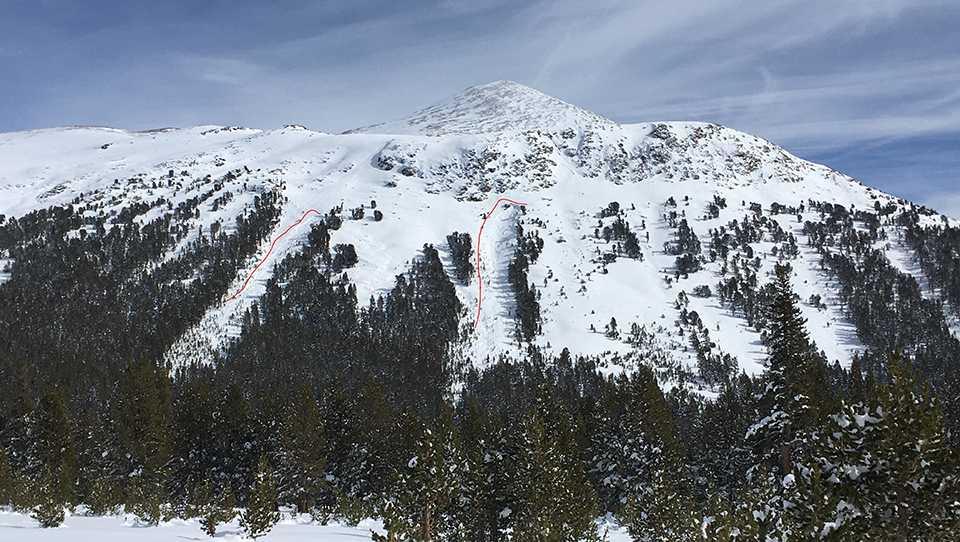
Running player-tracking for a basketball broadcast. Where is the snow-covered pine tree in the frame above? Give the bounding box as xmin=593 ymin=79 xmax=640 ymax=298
xmin=352 ymin=377 xmax=396 ymax=519
xmin=194 ymin=473 xmax=236 ymax=537
xmin=702 ymin=483 xmax=736 ymax=542
xmin=707 ymin=473 xmax=789 ymax=542
xmin=512 ymin=384 xmax=599 ymax=542
xmin=621 ymin=460 xmax=699 ymax=542
xmin=784 ymin=459 xmax=842 ymax=540
xmin=586 ymin=368 xmax=679 ymax=517
xmin=817 ymin=351 xmax=960 ymax=541
xmin=386 ymin=404 xmax=463 ymax=542
xmin=278 ymin=383 xmax=327 ymax=516
xmin=584 ymin=386 xmax=642 ymax=516
xmin=454 ymin=399 xmax=514 ymax=542
xmin=741 ymin=466 xmax=786 ymax=542
xmin=30 ymin=466 xmax=65 ymax=528
xmin=748 ymin=264 xmax=826 ymax=479
xmin=240 ymin=455 xmax=281 ymax=540
xmin=942 ymin=370 xmax=960 ymax=448
xmin=0 ymin=444 xmax=11 ymax=505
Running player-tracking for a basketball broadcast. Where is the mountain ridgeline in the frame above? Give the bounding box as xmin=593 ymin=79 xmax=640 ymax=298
xmin=1 ymin=81 xmax=959 ymax=538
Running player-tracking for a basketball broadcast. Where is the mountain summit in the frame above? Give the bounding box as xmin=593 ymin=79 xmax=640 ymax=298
xmin=350 ymin=80 xmax=617 ymax=136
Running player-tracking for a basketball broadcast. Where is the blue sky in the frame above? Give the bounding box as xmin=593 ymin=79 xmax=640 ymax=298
xmin=2 ymin=1 xmax=959 ymax=216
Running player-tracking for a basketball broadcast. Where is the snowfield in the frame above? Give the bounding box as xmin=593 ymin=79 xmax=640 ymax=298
xmin=0 ymin=508 xmax=379 ymax=541
xmin=0 ymin=509 xmax=634 ymax=542
xmin=0 ymin=80 xmax=951 ymax=384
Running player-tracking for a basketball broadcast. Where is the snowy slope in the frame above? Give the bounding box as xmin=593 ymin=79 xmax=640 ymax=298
xmin=0 ymin=508 xmax=634 ymax=541
xmin=0 ymin=81 xmax=942 ymax=382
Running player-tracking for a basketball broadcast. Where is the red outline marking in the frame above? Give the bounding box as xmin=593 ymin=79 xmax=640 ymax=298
xmin=226 ymin=209 xmax=323 ymax=302
xmin=475 ymin=198 xmax=528 ymax=329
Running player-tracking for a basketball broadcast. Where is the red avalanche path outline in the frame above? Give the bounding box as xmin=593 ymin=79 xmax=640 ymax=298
xmin=226 ymin=209 xmax=323 ymax=302
xmin=228 ymin=201 xmax=527 ymax=329
xmin=475 ymin=198 xmax=528 ymax=329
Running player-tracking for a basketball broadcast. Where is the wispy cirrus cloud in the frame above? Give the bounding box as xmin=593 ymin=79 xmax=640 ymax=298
xmin=1 ymin=0 xmax=958 ymax=212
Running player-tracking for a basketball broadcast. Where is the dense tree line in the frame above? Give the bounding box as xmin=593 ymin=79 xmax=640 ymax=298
xmin=508 ymin=222 xmax=542 ymax=343
xmin=1 ymin=194 xmax=960 ymax=540
xmin=0 ymin=186 xmax=281 ymax=411
xmin=803 ymin=201 xmax=960 ymax=383
xmin=3 ymin=265 xmax=955 ymax=539
xmin=900 ymin=206 xmax=960 ymax=316
xmin=215 ymin=236 xmax=462 ymax=410
xmin=446 ymin=232 xmax=474 ymax=286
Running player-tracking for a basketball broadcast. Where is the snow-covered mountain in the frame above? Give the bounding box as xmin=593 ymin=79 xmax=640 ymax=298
xmin=349 ymin=80 xmax=617 ymax=136
xmin=0 ymin=81 xmax=950 ymax=383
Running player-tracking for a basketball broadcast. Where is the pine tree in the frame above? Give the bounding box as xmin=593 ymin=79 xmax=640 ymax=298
xmin=277 ymin=383 xmax=327 ymax=515
xmin=785 ymin=459 xmax=840 ymax=540
xmin=170 ymin=379 xmax=217 ymax=499
xmin=351 ymin=377 xmax=396 ymax=516
xmin=31 ymin=466 xmax=66 ymax=528
xmin=214 ymin=380 xmax=259 ymax=500
xmin=741 ymin=467 xmax=786 ymax=542
xmin=695 ymin=377 xmax=756 ymax=495
xmin=585 ymin=369 xmax=680 ymax=517
xmin=446 ymin=231 xmax=474 ymax=286
xmin=85 ymin=477 xmax=123 ymax=517
xmin=0 ymin=363 xmax=37 ymax=487
xmin=30 ymin=387 xmax=76 ymax=506
xmin=703 ymin=483 xmax=762 ymax=542
xmin=240 ymin=455 xmax=281 ymax=540
xmin=127 ymin=476 xmax=169 ymax=526
xmin=942 ymin=370 xmax=960 ymax=448
xmin=112 ymin=358 xmax=172 ymax=485
xmin=666 ymin=219 xmax=702 ymax=277
xmin=622 ymin=230 xmax=641 ymax=259
xmin=194 ymin=473 xmax=237 ymax=537
xmin=818 ymin=351 xmax=960 ymax=541
xmin=386 ymin=405 xmax=463 ymax=542
xmin=0 ymin=444 xmax=11 ymax=505
xmin=749 ymin=263 xmax=825 ymax=478
xmin=319 ymin=375 xmax=361 ymax=517
xmin=193 ymin=475 xmax=214 ymax=532
xmin=455 ymin=400 xmax=515 ymax=542
xmin=512 ymin=385 xmax=599 ymax=542
xmin=621 ymin=459 xmax=699 ymax=542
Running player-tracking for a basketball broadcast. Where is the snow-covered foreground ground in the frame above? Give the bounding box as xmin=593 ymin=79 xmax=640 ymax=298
xmin=0 ymin=509 xmax=378 ymax=541
xmin=0 ymin=509 xmax=634 ymax=541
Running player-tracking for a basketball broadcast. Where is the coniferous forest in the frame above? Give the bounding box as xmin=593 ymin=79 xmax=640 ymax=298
xmin=1 ymin=188 xmax=960 ymax=541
